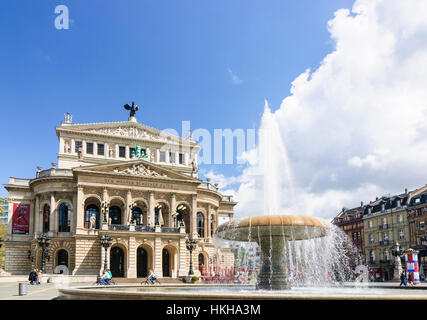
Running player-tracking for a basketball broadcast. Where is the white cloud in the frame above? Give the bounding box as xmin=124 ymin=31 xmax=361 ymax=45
xmin=227 ymin=68 xmax=243 ymax=85
xmin=215 ymin=0 xmax=427 ymax=221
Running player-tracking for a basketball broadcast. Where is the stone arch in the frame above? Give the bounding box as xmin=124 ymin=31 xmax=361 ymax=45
xmin=84 ymin=196 xmax=101 ymax=229
xmin=109 ymin=197 xmax=125 ymax=225
xmin=109 ymin=243 xmax=127 ymax=277
xmin=41 ymin=202 xmax=51 ymax=233
xmin=48 ymin=240 xmax=75 ymax=272
xmin=162 ymin=244 xmax=178 ymax=278
xmin=57 ymin=202 xmax=72 ymax=233
xmin=132 ymin=199 xmax=148 ymax=225
xmin=155 ymin=200 xmax=170 ymax=227
xmin=83 ymin=194 xmax=102 ymax=203
xmin=197 ymin=211 xmax=206 ymax=239
xmin=198 ymin=251 xmax=209 ymax=275
xmin=136 ymin=243 xmax=153 ymax=278
xmin=175 ymin=201 xmax=191 ymax=233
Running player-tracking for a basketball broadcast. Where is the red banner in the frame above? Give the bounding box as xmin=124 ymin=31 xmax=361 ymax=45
xmin=12 ymin=204 xmax=30 ymax=234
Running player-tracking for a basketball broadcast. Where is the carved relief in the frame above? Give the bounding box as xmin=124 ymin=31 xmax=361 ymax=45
xmin=112 ymin=164 xmax=167 ymax=178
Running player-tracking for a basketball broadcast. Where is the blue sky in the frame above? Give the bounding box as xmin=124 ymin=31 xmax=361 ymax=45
xmin=0 ymin=0 xmax=355 ymax=197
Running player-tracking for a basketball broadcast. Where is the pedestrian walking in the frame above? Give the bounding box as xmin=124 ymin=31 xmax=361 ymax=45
xmin=399 ymin=272 xmax=406 ymax=287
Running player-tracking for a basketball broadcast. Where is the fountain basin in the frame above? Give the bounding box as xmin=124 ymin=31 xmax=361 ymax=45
xmin=56 ymin=284 xmax=427 ymax=300
xmin=215 ymin=215 xmax=329 ymax=290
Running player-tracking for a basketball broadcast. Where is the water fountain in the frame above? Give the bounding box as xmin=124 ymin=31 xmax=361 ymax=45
xmin=56 ymin=102 xmax=427 ymax=300
xmin=215 ymin=215 xmax=328 ymax=290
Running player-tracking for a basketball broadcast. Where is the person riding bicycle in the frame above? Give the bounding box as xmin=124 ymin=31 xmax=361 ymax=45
xmin=101 ymin=269 xmax=111 ymax=285
xmin=146 ymin=269 xmax=159 ymax=284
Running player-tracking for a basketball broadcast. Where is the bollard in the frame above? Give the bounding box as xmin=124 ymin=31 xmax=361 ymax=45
xmin=18 ymin=282 xmax=27 ymax=296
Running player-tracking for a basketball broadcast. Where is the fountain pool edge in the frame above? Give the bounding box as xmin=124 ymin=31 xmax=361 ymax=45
xmin=57 ymin=284 xmax=427 ymax=300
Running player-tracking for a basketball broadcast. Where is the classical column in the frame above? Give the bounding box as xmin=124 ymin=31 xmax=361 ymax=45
xmin=115 ymin=144 xmax=119 ymax=159
xmin=71 ymin=190 xmax=77 ymax=233
xmin=125 ymin=145 xmax=130 ymax=159
xmin=34 ymin=195 xmax=40 ymax=235
xmin=207 ymin=205 xmax=211 ymax=241
xmin=82 ymin=139 xmax=87 ymax=155
xmin=156 ymin=149 xmax=160 ymax=163
xmin=175 ymin=151 xmax=179 ymax=164
xmin=178 ymin=237 xmax=188 ymax=277
xmin=49 ymin=193 xmax=55 ymax=233
xmin=59 ymin=137 xmax=65 ymax=154
xmin=154 ymin=236 xmax=163 ymax=277
xmin=29 ymin=200 xmax=35 ymax=236
xmin=148 ymin=191 xmax=155 ymax=227
xmin=170 ymin=193 xmax=176 ymax=228
xmin=71 ymin=139 xmax=75 ymax=155
xmin=125 ymin=189 xmax=132 ymax=225
xmin=127 ymin=236 xmax=137 ymax=278
xmin=76 ymin=185 xmax=84 ymax=230
xmin=191 ymin=194 xmax=198 ymax=237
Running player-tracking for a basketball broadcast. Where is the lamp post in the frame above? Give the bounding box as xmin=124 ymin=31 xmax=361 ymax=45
xmin=37 ymin=233 xmax=51 ymax=273
xmin=186 ymin=236 xmax=197 ymax=276
xmin=100 ymin=234 xmax=113 ymax=271
xmin=391 ymin=242 xmax=404 ymax=280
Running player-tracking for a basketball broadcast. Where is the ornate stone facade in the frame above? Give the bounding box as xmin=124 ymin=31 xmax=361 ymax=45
xmin=3 ymin=114 xmax=237 ymax=278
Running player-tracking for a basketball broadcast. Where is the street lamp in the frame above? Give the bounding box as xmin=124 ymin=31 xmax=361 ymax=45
xmin=100 ymin=234 xmax=113 ymax=270
xmin=185 ymin=236 xmax=198 ymax=276
xmin=37 ymin=233 xmax=51 ymax=273
xmin=391 ymin=242 xmax=404 ymax=280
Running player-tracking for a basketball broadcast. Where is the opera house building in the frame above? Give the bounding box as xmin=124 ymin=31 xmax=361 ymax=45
xmin=3 ymin=109 xmax=236 ymax=278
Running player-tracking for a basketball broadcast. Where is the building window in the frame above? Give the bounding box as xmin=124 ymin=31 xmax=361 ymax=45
xmin=398 ymin=229 xmax=404 ymax=240
xmin=97 ymin=144 xmax=104 ymax=156
xmin=420 ymin=221 xmax=425 ymax=231
xmin=58 ymin=203 xmax=70 ymax=232
xmin=86 ymin=142 xmax=94 ymax=154
xmin=43 ymin=204 xmax=50 ymax=233
xmin=382 ymin=232 xmax=388 ymax=241
xmin=197 ymin=212 xmax=204 ymax=238
xmin=369 ymin=234 xmax=374 ymax=244
xmin=397 ymin=214 xmax=402 ymax=223
xmin=159 ymin=151 xmax=166 ymax=162
xmin=169 ymin=152 xmax=175 ymax=164
xmin=368 ymin=221 xmax=373 ymax=229
xmin=75 ymin=141 xmax=82 ymax=153
xmin=179 ymin=153 xmax=184 ymax=164
xmin=396 ymin=199 xmax=401 ymax=207
xmin=119 ymin=146 xmax=126 ymax=158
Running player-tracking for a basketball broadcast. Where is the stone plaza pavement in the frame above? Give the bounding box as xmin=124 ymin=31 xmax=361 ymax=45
xmin=0 ymin=277 xmax=426 ymax=300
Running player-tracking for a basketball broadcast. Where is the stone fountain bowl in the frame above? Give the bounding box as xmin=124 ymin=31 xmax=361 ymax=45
xmin=215 ymin=214 xmax=329 ymax=242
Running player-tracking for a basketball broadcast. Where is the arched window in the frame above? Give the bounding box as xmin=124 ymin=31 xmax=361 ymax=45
xmin=197 ymin=212 xmax=204 ymax=238
xmin=85 ymin=204 xmax=100 ymax=229
xmin=132 ymin=207 xmax=143 ymax=225
xmin=109 ymin=206 xmax=121 ymax=225
xmin=58 ymin=203 xmax=70 ymax=232
xmin=43 ymin=204 xmax=50 ymax=233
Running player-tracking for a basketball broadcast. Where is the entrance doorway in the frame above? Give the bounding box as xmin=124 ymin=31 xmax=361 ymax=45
xmin=57 ymin=249 xmax=68 ymax=267
xmin=198 ymin=253 xmax=205 ymax=274
xmin=162 ymin=248 xmax=170 ymax=277
xmin=110 ymin=246 xmax=125 ymax=277
xmin=137 ymin=247 xmax=148 ymax=277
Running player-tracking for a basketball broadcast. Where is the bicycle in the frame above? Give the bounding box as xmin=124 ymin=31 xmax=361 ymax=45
xmin=94 ymin=276 xmax=117 ymax=286
xmin=141 ymin=277 xmax=161 ymax=285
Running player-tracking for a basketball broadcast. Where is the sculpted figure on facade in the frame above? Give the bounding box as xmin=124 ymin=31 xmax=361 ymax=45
xmin=89 ymin=213 xmax=96 ymax=230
